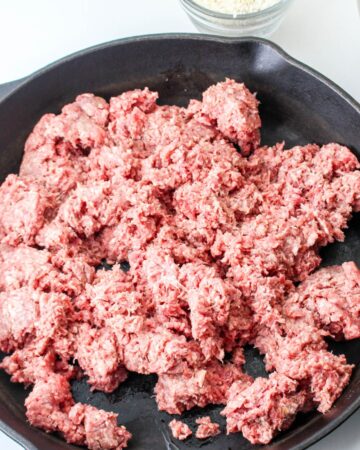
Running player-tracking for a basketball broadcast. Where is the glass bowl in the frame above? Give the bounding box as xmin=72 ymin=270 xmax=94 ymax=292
xmin=180 ymin=0 xmax=294 ymax=37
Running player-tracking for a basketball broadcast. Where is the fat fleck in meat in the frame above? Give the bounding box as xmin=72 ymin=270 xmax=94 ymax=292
xmin=0 ymin=80 xmax=359 ymax=448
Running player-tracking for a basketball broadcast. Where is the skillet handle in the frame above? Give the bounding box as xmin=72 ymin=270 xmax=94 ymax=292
xmin=0 ymin=79 xmax=24 ymax=100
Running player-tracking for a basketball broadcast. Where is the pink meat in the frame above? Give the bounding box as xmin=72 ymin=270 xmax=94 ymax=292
xmin=78 ymin=264 xmax=148 ymax=327
xmin=99 ymin=201 xmax=165 ymax=262
xmin=87 ymin=144 xmax=140 ymax=182
xmin=284 ymin=262 xmax=360 ymax=340
xmin=108 ymin=87 xmax=158 ymax=151
xmin=0 ymin=285 xmax=76 ymax=358
xmin=197 ymin=78 xmax=261 ymax=155
xmin=195 ymin=417 xmax=220 ymax=439
xmin=79 ymin=264 xmax=202 ymax=376
xmin=231 ymin=346 xmax=246 ymax=367
xmin=0 ymin=344 xmax=77 ymax=385
xmin=34 ymin=290 xmax=76 ymax=358
xmin=139 ymin=244 xmax=190 ymax=336
xmin=25 ymin=374 xmax=78 ymax=438
xmin=138 ymin=247 xmax=253 ymax=359
xmin=34 ymin=225 xmax=112 ymax=267
xmin=223 ymin=373 xmax=306 ymax=445
xmin=0 ymin=287 xmax=37 ymax=352
xmin=0 ymin=244 xmax=52 ymax=291
xmin=98 ymin=183 xmax=167 ymax=262
xmin=68 ymin=403 xmax=131 ymax=450
xmin=146 ymin=222 xmax=211 ymax=265
xmin=21 ymin=94 xmax=109 ymax=194
xmin=169 ymin=419 xmax=192 ymax=441
xmin=247 ymin=142 xmax=359 ymax=197
xmin=74 ymin=93 xmax=109 ymax=127
xmin=180 ymin=262 xmax=244 ymax=359
xmin=290 ymin=351 xmax=352 ymax=414
xmin=20 ymin=142 xmax=88 ymax=194
xmin=117 ymin=322 xmax=204 ymax=375
xmin=173 ymin=181 xmax=236 ymax=255
xmin=155 ymin=361 xmax=252 ymax=414
xmin=75 ymin=324 xmax=128 ymax=393
xmin=0 ymin=80 xmax=359 ymax=448
xmin=142 ymin=104 xmax=217 ymax=157
xmin=226 ymin=270 xmax=291 ymax=327
xmin=217 ymin=143 xmax=360 ymax=282
xmin=0 ymin=175 xmax=56 ymax=246
xmin=56 ymin=181 xmax=125 ymax=238
xmin=35 ymin=178 xmax=167 ymax=263
xmin=0 ymin=244 xmax=94 ymax=296
xmin=255 ymin=326 xmax=353 ymax=413
xmin=109 ymin=88 xmax=220 ymax=187
xmin=142 ymin=138 xmax=243 ymax=192
xmin=50 ymin=249 xmax=95 ymax=295
xmin=26 ymin=374 xmax=131 ymax=449
xmin=25 ymin=94 xmax=109 ymax=152
xmin=36 ymin=179 xmax=137 ymax=253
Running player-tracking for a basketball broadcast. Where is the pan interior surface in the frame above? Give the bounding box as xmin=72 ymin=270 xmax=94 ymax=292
xmin=0 ymin=35 xmax=359 ymax=450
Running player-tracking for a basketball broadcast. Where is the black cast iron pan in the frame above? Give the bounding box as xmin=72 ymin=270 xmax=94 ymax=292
xmin=0 ymin=34 xmax=359 ymax=450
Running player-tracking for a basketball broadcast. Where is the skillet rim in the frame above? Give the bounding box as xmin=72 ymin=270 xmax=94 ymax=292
xmin=0 ymin=32 xmax=359 ymax=450
xmin=1 ymin=33 xmax=359 ymax=112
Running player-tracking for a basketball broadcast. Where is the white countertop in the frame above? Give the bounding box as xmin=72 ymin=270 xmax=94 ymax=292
xmin=0 ymin=0 xmax=359 ymax=449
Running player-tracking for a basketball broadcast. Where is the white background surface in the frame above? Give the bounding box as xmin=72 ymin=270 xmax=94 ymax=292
xmin=0 ymin=0 xmax=359 ymax=449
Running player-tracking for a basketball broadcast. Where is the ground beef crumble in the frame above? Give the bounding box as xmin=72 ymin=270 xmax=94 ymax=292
xmin=169 ymin=419 xmax=192 ymax=440
xmin=0 ymin=79 xmax=359 ymax=448
xmin=222 ymin=373 xmax=307 ymax=444
xmin=195 ymin=416 xmax=221 ymax=439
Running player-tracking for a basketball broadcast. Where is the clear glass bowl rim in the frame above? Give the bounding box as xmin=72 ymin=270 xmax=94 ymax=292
xmin=181 ymin=0 xmax=293 ymax=20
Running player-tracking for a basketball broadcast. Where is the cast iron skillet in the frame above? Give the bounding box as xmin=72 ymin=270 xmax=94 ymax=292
xmin=0 ymin=34 xmax=359 ymax=450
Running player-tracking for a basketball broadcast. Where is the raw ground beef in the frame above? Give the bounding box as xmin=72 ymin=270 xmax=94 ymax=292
xmin=169 ymin=419 xmax=192 ymax=440
xmin=155 ymin=360 xmax=252 ymax=414
xmin=195 ymin=416 xmax=221 ymax=439
xmin=0 ymin=79 xmax=359 ymax=448
xmin=74 ymin=324 xmax=128 ymax=393
xmin=0 ymin=175 xmax=57 ymax=246
xmin=0 ymin=244 xmax=94 ymax=297
xmin=193 ymin=78 xmax=261 ymax=155
xmin=222 ymin=373 xmax=307 ymax=444
xmin=68 ymin=403 xmax=131 ymax=450
xmin=284 ymin=262 xmax=360 ymax=340
xmin=254 ymin=323 xmax=353 ymax=414
xmin=25 ymin=373 xmax=131 ymax=448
